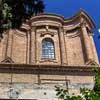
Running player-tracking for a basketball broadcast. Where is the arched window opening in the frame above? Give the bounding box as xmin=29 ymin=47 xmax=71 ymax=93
xmin=42 ymin=38 xmax=55 ymax=59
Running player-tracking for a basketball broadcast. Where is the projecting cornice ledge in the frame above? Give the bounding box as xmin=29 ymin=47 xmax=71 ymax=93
xmin=19 ymin=9 xmax=95 ymax=31
xmin=0 ymin=64 xmax=98 ymax=75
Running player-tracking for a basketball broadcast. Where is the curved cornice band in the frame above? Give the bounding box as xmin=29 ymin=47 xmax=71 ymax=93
xmin=21 ymin=9 xmax=95 ymax=32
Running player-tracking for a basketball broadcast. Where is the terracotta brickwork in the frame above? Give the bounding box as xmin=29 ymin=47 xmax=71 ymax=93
xmin=0 ymin=10 xmax=99 ymax=65
xmin=0 ymin=10 xmax=99 ymax=99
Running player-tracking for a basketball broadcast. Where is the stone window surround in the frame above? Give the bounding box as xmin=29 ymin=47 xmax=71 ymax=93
xmin=37 ymin=32 xmax=60 ymax=64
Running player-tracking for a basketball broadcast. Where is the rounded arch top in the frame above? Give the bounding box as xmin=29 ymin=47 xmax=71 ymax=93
xmin=30 ymin=13 xmax=64 ymax=24
xmin=42 ymin=37 xmax=54 ymax=43
xmin=29 ymin=9 xmax=95 ymax=29
xmin=20 ymin=9 xmax=95 ymax=32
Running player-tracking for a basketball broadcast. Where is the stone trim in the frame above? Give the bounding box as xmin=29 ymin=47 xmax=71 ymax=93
xmin=1 ymin=57 xmax=14 ymax=63
xmin=0 ymin=64 xmax=96 ymax=75
xmin=29 ymin=10 xmax=95 ymax=30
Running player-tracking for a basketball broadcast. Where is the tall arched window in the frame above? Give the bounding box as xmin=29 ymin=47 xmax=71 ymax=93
xmin=42 ymin=38 xmax=55 ymax=59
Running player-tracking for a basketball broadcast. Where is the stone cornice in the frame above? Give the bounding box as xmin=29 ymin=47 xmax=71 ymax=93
xmin=0 ymin=63 xmax=98 ymax=75
xmin=30 ymin=13 xmax=64 ymax=24
xmin=19 ymin=10 xmax=95 ymax=32
xmin=29 ymin=9 xmax=95 ymax=29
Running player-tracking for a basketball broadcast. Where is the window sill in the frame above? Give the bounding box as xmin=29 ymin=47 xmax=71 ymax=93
xmin=40 ymin=58 xmax=57 ymax=63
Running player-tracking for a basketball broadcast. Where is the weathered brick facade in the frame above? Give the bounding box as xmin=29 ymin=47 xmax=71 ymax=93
xmin=0 ymin=9 xmax=99 ymax=99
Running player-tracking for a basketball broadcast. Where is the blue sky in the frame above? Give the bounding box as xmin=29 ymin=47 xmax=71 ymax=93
xmin=44 ymin=0 xmax=100 ymax=62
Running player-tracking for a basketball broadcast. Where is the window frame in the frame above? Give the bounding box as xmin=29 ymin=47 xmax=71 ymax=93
xmin=42 ymin=38 xmax=55 ymax=60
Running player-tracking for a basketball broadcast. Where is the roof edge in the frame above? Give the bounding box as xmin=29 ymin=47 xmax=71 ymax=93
xmin=65 ymin=9 xmax=95 ymax=29
xmin=21 ymin=9 xmax=95 ymax=30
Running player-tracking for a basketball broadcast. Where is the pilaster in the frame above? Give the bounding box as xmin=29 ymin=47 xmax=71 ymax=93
xmin=6 ymin=29 xmax=13 ymax=58
xmin=26 ymin=30 xmax=30 ymax=64
xmin=30 ymin=26 xmax=36 ymax=64
xmin=59 ymin=26 xmax=67 ymax=65
xmin=81 ymin=22 xmax=94 ymax=62
xmin=89 ymin=34 xmax=99 ymax=64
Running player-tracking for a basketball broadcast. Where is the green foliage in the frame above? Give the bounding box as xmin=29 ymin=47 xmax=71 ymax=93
xmin=81 ymin=88 xmax=100 ymax=100
xmin=0 ymin=0 xmax=45 ymax=37
xmin=0 ymin=1 xmax=12 ymax=37
xmin=2 ymin=3 xmax=12 ymax=29
xmin=55 ymin=86 xmax=69 ymax=99
xmin=93 ymin=68 xmax=100 ymax=96
xmin=55 ymin=86 xmax=83 ymax=100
